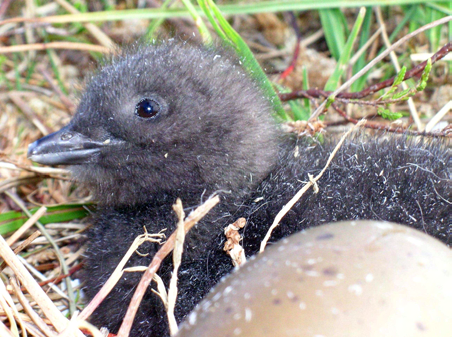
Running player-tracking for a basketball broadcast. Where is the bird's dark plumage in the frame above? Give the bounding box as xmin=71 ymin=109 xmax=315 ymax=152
xmin=28 ymin=41 xmax=451 ymax=337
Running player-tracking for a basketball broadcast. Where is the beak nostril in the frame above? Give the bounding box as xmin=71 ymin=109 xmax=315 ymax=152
xmin=61 ymin=132 xmax=74 ymax=141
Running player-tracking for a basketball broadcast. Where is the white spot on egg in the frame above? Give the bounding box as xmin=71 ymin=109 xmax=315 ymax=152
xmin=245 ymin=308 xmax=252 ymax=322
xmin=405 ymin=236 xmax=424 ymax=246
xmin=305 ymin=270 xmax=320 ymax=277
xmin=374 ymin=222 xmax=394 ymax=230
xmin=223 ymin=286 xmax=233 ymax=295
xmin=365 ymin=274 xmax=374 ymax=282
xmin=202 ymin=300 xmax=211 ymax=311
xmin=299 ymin=302 xmax=307 ymax=310
xmin=323 ymin=280 xmax=338 ymax=287
xmin=188 ymin=311 xmax=197 ymax=325
xmin=212 ymin=292 xmax=221 ymax=302
xmin=233 ymin=328 xmax=242 ymax=335
xmin=348 ymin=284 xmax=363 ymax=296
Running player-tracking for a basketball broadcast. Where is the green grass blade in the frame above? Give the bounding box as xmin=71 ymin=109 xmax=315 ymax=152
xmin=426 ymin=2 xmax=452 ymax=15
xmin=198 ymin=0 xmax=230 ymax=43
xmin=351 ymin=7 xmax=372 ymax=92
xmin=325 ymin=7 xmax=366 ymax=91
xmin=319 ymin=8 xmax=346 ymax=61
xmin=198 ymin=0 xmax=286 ymax=119
xmin=180 ymin=0 xmax=212 ymax=43
xmin=426 ymin=6 xmax=443 ymax=51
xmin=30 ymin=1 xmax=448 ymax=24
xmin=0 ymin=204 xmax=90 ymax=235
xmin=145 ymin=0 xmax=173 ymax=39
xmin=302 ymin=66 xmax=311 ymax=114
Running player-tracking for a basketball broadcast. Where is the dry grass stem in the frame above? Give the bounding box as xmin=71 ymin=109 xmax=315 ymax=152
xmin=8 ymin=92 xmax=50 ymax=135
xmin=18 ymin=256 xmax=68 ymax=300
xmin=151 ymin=274 xmax=168 ymax=309
xmin=6 ymin=206 xmax=47 ymax=246
xmin=0 ymin=162 xmax=70 ymax=176
xmin=10 ymin=277 xmax=58 ymax=337
xmin=78 ymin=229 xmax=165 ymax=321
xmin=309 ymin=16 xmax=452 ymax=121
xmin=0 ymin=320 xmax=15 ymax=337
xmin=117 ymin=195 xmax=220 ymax=337
xmin=74 ymin=320 xmax=103 ymax=337
xmin=425 ymin=100 xmax=452 ymax=133
xmin=349 ymin=27 xmax=382 ymax=66
xmin=0 ymin=277 xmax=22 ymax=336
xmin=0 ymin=235 xmax=83 ymax=336
xmin=260 ymin=120 xmax=367 ymax=253
xmin=410 ymin=53 xmax=452 ymax=61
xmin=168 ymin=198 xmax=186 ymax=336
xmin=1 ymin=5 xmax=449 ymax=337
xmin=53 ymin=0 xmax=116 ymax=49
xmin=374 ymin=7 xmax=421 ymax=131
xmin=0 ymin=231 xmax=41 ymax=271
xmin=0 ymin=42 xmax=110 ymax=54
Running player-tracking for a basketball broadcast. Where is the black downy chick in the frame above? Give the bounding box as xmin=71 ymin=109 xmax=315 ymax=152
xmin=28 ymin=41 xmax=451 ymax=337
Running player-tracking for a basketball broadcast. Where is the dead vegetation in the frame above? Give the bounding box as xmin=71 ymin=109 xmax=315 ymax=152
xmin=0 ymin=1 xmax=450 ymax=336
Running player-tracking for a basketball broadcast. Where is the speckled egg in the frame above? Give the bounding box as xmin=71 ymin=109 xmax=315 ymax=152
xmin=177 ymin=221 xmax=452 ymax=337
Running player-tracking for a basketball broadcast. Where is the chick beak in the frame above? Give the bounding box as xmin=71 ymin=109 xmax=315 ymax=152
xmin=28 ymin=126 xmax=106 ymax=165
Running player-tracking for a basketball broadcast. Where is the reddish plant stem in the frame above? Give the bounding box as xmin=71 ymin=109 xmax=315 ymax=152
xmin=279 ymin=12 xmax=302 ymax=80
xmin=279 ymin=42 xmax=451 ymax=102
xmin=331 ymin=103 xmax=450 ymax=138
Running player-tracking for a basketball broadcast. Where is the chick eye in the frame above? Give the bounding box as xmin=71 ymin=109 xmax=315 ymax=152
xmin=135 ymin=98 xmax=160 ymax=118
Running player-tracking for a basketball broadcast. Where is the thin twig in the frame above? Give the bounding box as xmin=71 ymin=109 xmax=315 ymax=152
xmin=3 ymin=191 xmax=77 ymax=316
xmin=0 ymin=231 xmax=41 ymax=272
xmin=151 ymin=274 xmax=168 ymax=309
xmin=168 ymin=199 xmax=186 ymax=336
xmin=10 ymin=277 xmax=58 ymax=337
xmin=117 ymin=195 xmax=220 ymax=337
xmin=331 ymin=103 xmax=449 ymax=137
xmin=78 ymin=230 xmax=165 ymax=321
xmin=307 ymin=16 xmax=452 ymax=121
xmin=280 ymin=42 xmax=451 ymax=102
xmin=259 ymin=120 xmax=367 ymax=253
xmin=375 ymin=7 xmax=422 ymax=130
xmin=0 ymin=232 xmax=82 ymax=335
xmin=0 ymin=277 xmax=21 ymax=337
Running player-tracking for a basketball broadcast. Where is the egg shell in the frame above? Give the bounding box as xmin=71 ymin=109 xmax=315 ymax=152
xmin=178 ymin=220 xmax=452 ymax=337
